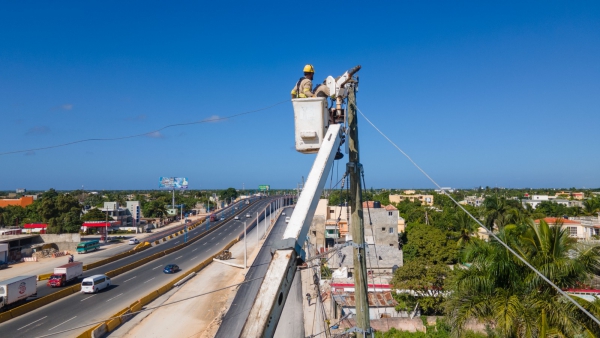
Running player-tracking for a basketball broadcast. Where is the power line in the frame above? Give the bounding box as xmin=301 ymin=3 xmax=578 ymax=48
xmin=0 ymin=99 xmax=289 ymax=156
xmin=356 ymin=106 xmax=600 ymax=327
xmin=32 ymin=277 xmax=265 ymax=338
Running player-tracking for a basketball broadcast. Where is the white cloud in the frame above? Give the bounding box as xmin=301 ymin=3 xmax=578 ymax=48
xmin=61 ymin=104 xmax=73 ymax=110
xmin=206 ymin=115 xmax=224 ymax=123
xmin=145 ymin=131 xmax=164 ymax=139
xmin=26 ymin=126 xmax=51 ymax=135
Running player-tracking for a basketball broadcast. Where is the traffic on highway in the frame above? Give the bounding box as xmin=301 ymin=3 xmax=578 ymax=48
xmin=0 ymin=197 xmax=291 ymax=338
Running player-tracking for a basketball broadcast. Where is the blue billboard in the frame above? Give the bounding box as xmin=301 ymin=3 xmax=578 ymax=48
xmin=159 ymin=177 xmax=189 ymax=190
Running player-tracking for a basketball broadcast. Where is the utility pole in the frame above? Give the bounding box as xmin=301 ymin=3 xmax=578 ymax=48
xmin=347 ymin=82 xmax=371 ymax=336
xmin=244 ymin=221 xmax=247 ymax=269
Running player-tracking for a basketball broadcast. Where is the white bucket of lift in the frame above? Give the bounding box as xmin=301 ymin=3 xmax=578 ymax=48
xmin=292 ymin=97 xmax=328 ymax=154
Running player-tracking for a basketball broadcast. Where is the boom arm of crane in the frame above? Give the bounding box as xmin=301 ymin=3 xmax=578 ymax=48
xmin=240 ymin=123 xmax=344 ymax=337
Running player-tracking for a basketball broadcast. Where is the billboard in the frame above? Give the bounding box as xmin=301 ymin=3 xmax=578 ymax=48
xmin=258 ymin=185 xmax=270 ymax=191
xmin=159 ymin=177 xmax=189 ymax=190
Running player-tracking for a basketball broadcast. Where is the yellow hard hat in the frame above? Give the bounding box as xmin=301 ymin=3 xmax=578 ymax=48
xmin=303 ymin=64 xmax=315 ymax=73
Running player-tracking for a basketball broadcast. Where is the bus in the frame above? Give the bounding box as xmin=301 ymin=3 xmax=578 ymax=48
xmin=76 ymin=240 xmax=100 ymax=254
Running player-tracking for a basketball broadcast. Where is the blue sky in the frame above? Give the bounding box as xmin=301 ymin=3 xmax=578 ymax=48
xmin=1 ymin=2 xmax=599 ymax=190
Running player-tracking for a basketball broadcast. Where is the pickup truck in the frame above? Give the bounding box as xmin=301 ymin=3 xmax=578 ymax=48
xmin=0 ymin=276 xmax=37 ymax=310
xmin=47 ymin=262 xmax=83 ymax=287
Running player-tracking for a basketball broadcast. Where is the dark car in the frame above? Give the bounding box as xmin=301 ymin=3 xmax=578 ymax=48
xmin=163 ymin=264 xmax=180 ymax=274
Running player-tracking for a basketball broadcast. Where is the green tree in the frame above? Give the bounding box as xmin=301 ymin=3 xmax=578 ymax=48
xmin=391 ymin=258 xmax=451 ymax=315
xmin=81 ymin=208 xmax=108 ymax=221
xmin=403 ymin=223 xmax=458 ymax=264
xmin=445 ymin=220 xmax=600 ymax=337
xmin=219 ymin=188 xmax=239 ymax=203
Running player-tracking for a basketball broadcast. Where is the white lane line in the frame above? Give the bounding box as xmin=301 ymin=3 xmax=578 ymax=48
xmin=105 ymin=293 xmax=123 ymax=302
xmin=80 ymin=295 xmax=95 ymax=302
xmin=203 ymin=242 xmax=207 ymax=245
xmin=144 ymin=277 xmax=155 ymax=284
xmin=124 ymin=276 xmax=137 ymax=283
xmin=192 ymin=248 xmax=197 ymax=252
xmin=190 ymin=256 xmax=198 ymax=260
xmin=152 ymin=265 xmax=162 ymax=270
xmin=48 ymin=316 xmax=77 ymax=331
xmin=175 ymin=255 xmax=182 ymax=260
xmin=174 ymin=241 xmax=180 ymax=244
xmin=18 ymin=316 xmax=47 ymax=330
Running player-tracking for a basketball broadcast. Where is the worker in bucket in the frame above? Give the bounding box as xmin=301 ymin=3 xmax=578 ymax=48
xmin=291 ymin=64 xmax=315 ymax=99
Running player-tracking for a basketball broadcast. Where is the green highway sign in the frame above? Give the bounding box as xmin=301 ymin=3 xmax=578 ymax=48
xmin=258 ymin=185 xmax=270 ymax=191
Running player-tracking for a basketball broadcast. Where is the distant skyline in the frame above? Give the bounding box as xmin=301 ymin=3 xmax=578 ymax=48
xmin=1 ymin=2 xmax=599 ymax=190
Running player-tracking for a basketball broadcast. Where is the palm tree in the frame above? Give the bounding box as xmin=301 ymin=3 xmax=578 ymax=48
xmin=446 ymin=220 xmax=600 ymax=337
xmin=583 ymin=198 xmax=600 ymax=216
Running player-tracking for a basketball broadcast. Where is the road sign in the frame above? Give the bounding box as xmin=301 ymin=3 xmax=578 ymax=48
xmin=258 ymin=185 xmax=270 ymax=191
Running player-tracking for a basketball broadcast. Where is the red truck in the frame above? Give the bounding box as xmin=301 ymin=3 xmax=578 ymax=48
xmin=47 ymin=262 xmax=83 ymax=287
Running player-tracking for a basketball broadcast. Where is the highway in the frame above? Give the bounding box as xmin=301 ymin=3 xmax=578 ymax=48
xmin=0 ymin=197 xmax=285 ymax=338
xmin=215 ymin=206 xmax=305 ymax=338
xmin=3 ymin=198 xmax=257 ymax=310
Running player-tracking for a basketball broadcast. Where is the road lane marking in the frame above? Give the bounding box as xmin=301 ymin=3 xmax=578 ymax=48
xmin=18 ymin=316 xmax=47 ymax=330
xmin=190 ymin=256 xmax=198 ymax=260
xmin=175 ymin=255 xmax=182 ymax=260
xmin=144 ymin=277 xmax=155 ymax=283
xmin=80 ymin=295 xmax=95 ymax=302
xmin=105 ymin=293 xmax=124 ymax=302
xmin=192 ymin=248 xmax=197 ymax=252
xmin=152 ymin=265 xmax=162 ymax=270
xmin=48 ymin=316 xmax=77 ymax=331
xmin=124 ymin=276 xmax=137 ymax=282
xmin=174 ymin=241 xmax=180 ymax=244
xmin=203 ymin=242 xmax=207 ymax=245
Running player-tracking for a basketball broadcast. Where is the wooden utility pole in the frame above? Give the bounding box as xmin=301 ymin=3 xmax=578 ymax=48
xmin=347 ymin=83 xmax=371 ymax=336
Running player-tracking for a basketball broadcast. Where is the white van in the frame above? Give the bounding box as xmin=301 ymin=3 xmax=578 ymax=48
xmin=81 ymin=274 xmax=111 ymax=293
xmin=285 ymin=217 xmax=290 ymax=223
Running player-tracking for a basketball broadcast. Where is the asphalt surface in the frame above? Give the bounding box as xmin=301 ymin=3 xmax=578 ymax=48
xmin=215 ymin=206 xmax=304 ymax=338
xmin=0 ymin=197 xmax=288 ymax=338
xmin=5 ymin=198 xmax=256 ymax=309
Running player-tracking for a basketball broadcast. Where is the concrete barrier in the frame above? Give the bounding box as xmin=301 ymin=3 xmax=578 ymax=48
xmin=0 ymin=311 xmax=12 ymax=324
xmin=155 ymin=240 xmax=159 ymax=245
xmin=91 ymin=323 xmax=107 ymax=338
xmin=105 ymin=316 xmax=121 ymax=332
xmin=163 ymin=237 xmax=167 ymax=242
xmin=75 ymin=325 xmax=95 ymax=338
xmin=139 ymin=290 xmax=160 ymax=306
xmin=38 ymin=273 xmax=53 ymax=281
xmin=130 ymin=301 xmax=142 ymax=313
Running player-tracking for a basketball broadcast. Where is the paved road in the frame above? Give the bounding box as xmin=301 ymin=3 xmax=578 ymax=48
xmin=215 ymin=206 xmax=304 ymax=338
xmin=0 ymin=198 xmax=289 ymax=338
xmin=2 ymin=198 xmax=259 ymax=311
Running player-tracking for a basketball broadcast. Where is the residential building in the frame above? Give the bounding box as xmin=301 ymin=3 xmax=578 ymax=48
xmin=332 ymin=291 xmax=403 ymax=319
xmin=534 ymin=217 xmax=598 ymax=240
xmin=459 ymin=195 xmax=485 ymax=207
xmin=434 ymin=187 xmax=454 ymax=193
xmin=389 ymin=194 xmax=434 ymax=206
xmin=554 ymin=191 xmax=585 ymax=200
xmin=0 ymin=196 xmax=34 ymax=208
xmin=126 ymin=201 xmax=141 ymax=226
xmin=100 ymin=202 xmax=133 ymax=227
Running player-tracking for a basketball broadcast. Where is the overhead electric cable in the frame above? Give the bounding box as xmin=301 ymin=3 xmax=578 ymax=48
xmin=356 ymin=106 xmax=600 ymax=327
xmin=0 ymin=99 xmax=289 ymax=156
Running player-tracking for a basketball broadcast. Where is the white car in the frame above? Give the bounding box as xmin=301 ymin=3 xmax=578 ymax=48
xmin=282 ymin=212 xmax=286 ymax=215
xmin=81 ymin=274 xmax=111 ymax=293
xmin=128 ymin=238 xmax=139 ymax=245
xmin=246 ymin=214 xmax=251 ymax=218
xmin=234 ymin=216 xmax=240 ymax=220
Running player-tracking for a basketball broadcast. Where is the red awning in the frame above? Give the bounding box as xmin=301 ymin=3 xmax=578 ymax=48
xmin=23 ymin=223 xmax=48 ymax=229
xmin=82 ymin=222 xmax=112 ymax=227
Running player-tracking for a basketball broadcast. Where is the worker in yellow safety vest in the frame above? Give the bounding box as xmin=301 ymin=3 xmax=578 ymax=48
xmin=291 ymin=64 xmax=315 ymax=98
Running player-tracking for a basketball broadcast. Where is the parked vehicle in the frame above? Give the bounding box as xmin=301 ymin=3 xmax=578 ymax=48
xmin=76 ymin=240 xmax=100 ymax=254
xmin=163 ymin=264 xmax=180 ymax=274
xmin=47 ymin=262 xmax=83 ymax=287
xmin=128 ymin=238 xmax=140 ymax=245
xmin=81 ymin=274 xmax=111 ymax=293
xmin=146 ymin=228 xmax=152 ymax=233
xmin=0 ymin=276 xmax=37 ymax=310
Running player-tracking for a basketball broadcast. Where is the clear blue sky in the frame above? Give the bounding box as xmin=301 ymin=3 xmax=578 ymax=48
xmin=1 ymin=2 xmax=599 ymax=190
